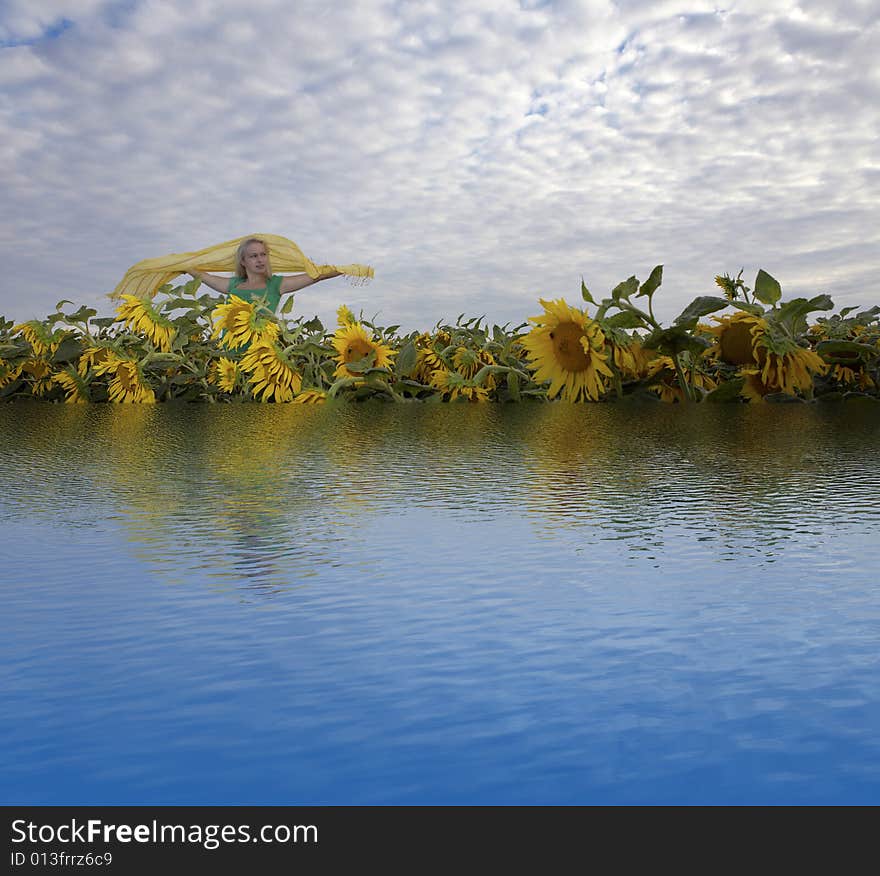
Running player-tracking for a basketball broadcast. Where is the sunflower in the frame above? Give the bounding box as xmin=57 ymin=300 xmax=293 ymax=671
xmin=78 ymin=345 xmax=122 ymax=377
xmin=331 ymin=321 xmax=396 ymax=378
xmin=451 ymin=346 xmax=479 ymax=378
xmin=13 ymin=321 xmax=64 ymax=357
xmin=754 ymin=345 xmax=827 ymax=397
xmin=116 ymin=295 xmax=176 ymax=352
xmin=293 ymin=389 xmax=328 ymax=405
xmin=707 ymin=311 xmax=767 ymax=366
xmin=413 ymin=334 xmax=448 ymax=383
xmin=714 ymin=274 xmax=738 ymax=301
xmin=336 ymin=304 xmax=357 ymax=326
xmin=21 ymin=359 xmax=55 ymax=397
xmin=211 ymin=295 xmax=280 ymax=350
xmin=451 ymin=346 xmax=497 ymax=390
xmin=609 ymin=337 xmax=651 ymax=380
xmin=0 ymin=359 xmax=23 ymax=389
xmin=739 ymin=369 xmax=770 ymax=403
xmin=521 ymin=298 xmax=613 ymax=402
xmin=708 ymin=311 xmax=827 ymax=397
xmin=831 ymin=364 xmax=875 ymax=390
xmin=210 ymin=357 xmax=240 ymax=393
xmin=430 ymin=367 xmax=489 ymax=402
xmin=645 ymin=356 xmax=717 ymax=403
xmin=53 ymin=366 xmax=90 ymax=403
xmin=106 ymin=359 xmax=156 ymax=403
xmin=240 ymin=341 xmax=302 ymax=402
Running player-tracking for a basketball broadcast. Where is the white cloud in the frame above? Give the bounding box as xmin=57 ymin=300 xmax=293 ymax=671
xmin=0 ymin=0 xmax=877 ymax=330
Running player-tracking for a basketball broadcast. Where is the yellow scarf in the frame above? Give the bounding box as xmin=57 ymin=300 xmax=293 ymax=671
xmin=111 ymin=233 xmax=373 ymax=299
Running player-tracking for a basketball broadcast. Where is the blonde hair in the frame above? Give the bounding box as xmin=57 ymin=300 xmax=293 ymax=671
xmin=234 ymin=237 xmax=273 ymax=279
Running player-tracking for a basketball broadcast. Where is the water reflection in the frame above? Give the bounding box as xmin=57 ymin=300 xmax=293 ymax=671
xmin=1 ymin=401 xmax=879 ymax=589
xmin=3 ymin=400 xmax=880 ymax=803
xmin=514 ymin=401 xmax=880 ymax=565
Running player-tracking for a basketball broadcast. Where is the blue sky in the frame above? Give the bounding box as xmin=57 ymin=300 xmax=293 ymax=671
xmin=1 ymin=0 xmax=877 ymax=331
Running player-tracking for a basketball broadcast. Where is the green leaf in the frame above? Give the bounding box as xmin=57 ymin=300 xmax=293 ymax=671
xmin=644 ymin=325 xmax=711 ymax=357
xmin=731 ymin=301 xmax=766 ymax=316
xmin=65 ymin=305 xmax=97 ymax=323
xmin=161 ymin=297 xmax=199 ymax=312
xmin=611 ymin=276 xmax=639 ymax=302
xmin=855 ymin=305 xmax=880 ymax=322
xmin=286 ymin=341 xmax=332 ymax=358
xmin=705 ymin=377 xmax=746 ymax=403
xmin=397 ymin=379 xmax=431 ymax=396
xmin=141 ymin=352 xmax=184 ymax=370
xmin=91 ymin=317 xmax=116 ymax=328
xmin=55 ymin=299 xmax=74 ymax=311
xmin=171 ymin=316 xmax=199 ymax=333
xmin=0 ymin=342 xmax=29 ymax=358
xmin=395 ymin=341 xmax=417 ymax=378
xmin=674 ymin=296 xmax=731 ymax=325
xmin=580 ymin=278 xmax=595 ymax=305
xmin=772 ymin=294 xmax=834 ymax=334
xmin=50 ymin=337 xmax=84 ymax=364
xmin=754 ymin=269 xmax=782 ymax=306
xmin=280 ymin=295 xmax=295 ymax=315
xmin=342 ymin=352 xmax=378 ymax=374
xmin=816 ymin=340 xmax=878 ymax=364
xmin=328 ymin=375 xmax=360 ymax=398
xmin=636 ymin=264 xmax=663 ymax=298
xmin=302 ymin=317 xmax=324 ymax=334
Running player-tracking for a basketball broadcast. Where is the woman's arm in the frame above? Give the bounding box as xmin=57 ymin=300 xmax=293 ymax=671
xmin=279 ymin=270 xmax=342 ymax=295
xmin=188 ymin=271 xmax=230 ymax=294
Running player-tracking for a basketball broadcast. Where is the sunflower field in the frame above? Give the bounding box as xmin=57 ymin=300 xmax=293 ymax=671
xmin=1 ymin=268 xmax=878 ymax=404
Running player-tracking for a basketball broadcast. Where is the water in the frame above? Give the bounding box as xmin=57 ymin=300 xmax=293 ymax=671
xmin=2 ymin=400 xmax=879 ymax=804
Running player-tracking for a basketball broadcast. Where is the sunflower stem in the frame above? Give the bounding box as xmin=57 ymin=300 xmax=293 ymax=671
xmin=673 ymin=353 xmax=695 ymax=402
xmin=620 ymin=300 xmax=658 ymax=331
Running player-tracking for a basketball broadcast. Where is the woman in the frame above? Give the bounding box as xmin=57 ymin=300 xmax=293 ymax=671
xmin=188 ymin=237 xmax=342 ymax=313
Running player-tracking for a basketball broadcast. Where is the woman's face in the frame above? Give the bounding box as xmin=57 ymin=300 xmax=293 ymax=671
xmin=243 ymin=243 xmax=268 ymax=276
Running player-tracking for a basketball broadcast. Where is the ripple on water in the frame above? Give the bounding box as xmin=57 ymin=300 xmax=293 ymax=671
xmin=2 ymin=401 xmax=880 ymax=802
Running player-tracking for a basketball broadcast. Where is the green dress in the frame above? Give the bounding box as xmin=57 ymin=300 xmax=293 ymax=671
xmin=228 ymin=275 xmax=283 ymax=313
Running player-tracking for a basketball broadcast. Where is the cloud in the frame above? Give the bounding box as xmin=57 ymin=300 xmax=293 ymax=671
xmin=0 ymin=1 xmax=109 ymax=44
xmin=0 ymin=0 xmax=877 ymax=331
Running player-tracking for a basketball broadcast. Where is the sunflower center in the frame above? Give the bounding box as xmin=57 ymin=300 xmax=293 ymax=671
xmin=26 ymin=361 xmax=50 ymax=378
xmin=719 ymin=321 xmax=756 ymax=365
xmin=549 ymin=322 xmax=590 ymax=372
xmin=344 ymin=338 xmax=374 ymax=363
xmin=117 ymin=364 xmax=135 ymax=392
